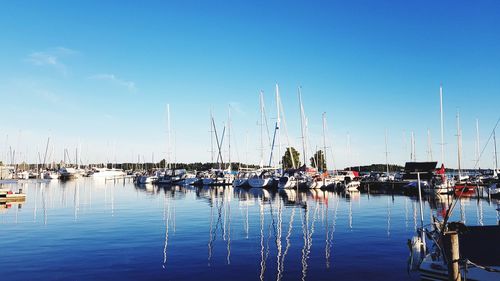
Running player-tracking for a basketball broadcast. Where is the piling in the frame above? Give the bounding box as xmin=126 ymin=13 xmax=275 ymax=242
xmin=445 ymin=231 xmax=461 ymax=281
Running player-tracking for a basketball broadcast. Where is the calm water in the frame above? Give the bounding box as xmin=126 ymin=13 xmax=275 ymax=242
xmin=1 ymin=179 xmax=498 ymax=280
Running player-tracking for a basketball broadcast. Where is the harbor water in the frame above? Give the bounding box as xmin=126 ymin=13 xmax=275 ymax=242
xmin=1 ymin=179 xmax=498 ymax=280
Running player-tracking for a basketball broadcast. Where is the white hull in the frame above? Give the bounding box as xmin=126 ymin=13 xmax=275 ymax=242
xmin=278 ymin=176 xmax=296 ymax=189
xmin=310 ymin=177 xmax=335 ymax=189
xmin=419 ymin=254 xmax=499 ymax=281
xmin=423 ymin=183 xmax=452 ymax=194
xmin=278 ymin=176 xmax=312 ymax=189
xmin=43 ymin=172 xmax=59 ymax=180
xmin=91 ymin=169 xmax=126 ymax=178
xmin=345 ymin=181 xmax=360 ymax=191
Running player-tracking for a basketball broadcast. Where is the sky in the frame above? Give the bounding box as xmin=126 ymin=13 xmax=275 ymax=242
xmin=0 ymin=0 xmax=499 ymax=169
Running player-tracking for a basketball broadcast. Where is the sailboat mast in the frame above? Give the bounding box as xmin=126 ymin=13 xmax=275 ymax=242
xmin=456 ymin=109 xmax=462 ymax=179
xmin=494 ymin=130 xmax=498 ymax=174
xmin=259 ymin=91 xmax=265 ymax=168
xmin=347 ymin=133 xmax=351 ymax=170
xmin=167 ymin=104 xmax=171 ymax=169
xmin=42 ymin=137 xmax=50 ymax=170
xmin=298 ymin=87 xmax=307 ymax=166
xmin=228 ymin=105 xmax=231 ymax=171
xmin=275 ymin=83 xmax=281 ymax=169
xmin=475 ymin=118 xmax=480 ymax=168
xmin=440 ymin=84 xmax=445 ymax=165
xmin=322 ymin=113 xmax=328 ymax=172
xmin=411 ymin=131 xmax=416 ymax=161
xmin=210 ymin=110 xmax=214 ymax=165
xmin=385 ymin=129 xmax=389 ymax=174
xmin=277 ymin=88 xmax=296 ymax=169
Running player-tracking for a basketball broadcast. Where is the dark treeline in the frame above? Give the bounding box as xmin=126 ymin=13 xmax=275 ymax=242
xmin=344 ymin=164 xmax=404 ymax=173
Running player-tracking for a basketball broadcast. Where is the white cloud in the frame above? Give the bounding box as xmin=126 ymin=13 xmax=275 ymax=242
xmin=25 ymin=47 xmax=78 ymax=75
xmin=89 ymin=73 xmax=137 ymax=92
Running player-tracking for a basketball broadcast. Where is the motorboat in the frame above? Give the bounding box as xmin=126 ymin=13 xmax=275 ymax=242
xmin=59 ymin=167 xmax=80 ymax=180
xmin=156 ymin=169 xmax=188 ymax=185
xmin=90 ymin=167 xmax=126 ymax=179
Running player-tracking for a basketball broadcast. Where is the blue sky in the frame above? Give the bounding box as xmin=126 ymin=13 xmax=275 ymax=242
xmin=0 ymin=1 xmax=499 ymax=169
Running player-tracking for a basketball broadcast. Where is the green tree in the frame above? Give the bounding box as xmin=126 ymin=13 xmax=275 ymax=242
xmin=282 ymin=147 xmax=301 ymax=169
xmin=310 ymin=150 xmax=326 ymax=171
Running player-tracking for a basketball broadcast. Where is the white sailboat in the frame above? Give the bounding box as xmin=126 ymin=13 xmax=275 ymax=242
xmin=310 ymin=113 xmax=335 ymax=189
xmin=423 ymin=85 xmax=453 ymax=195
xmin=248 ymin=91 xmax=277 ymax=188
xmin=279 ymin=87 xmax=313 ymax=189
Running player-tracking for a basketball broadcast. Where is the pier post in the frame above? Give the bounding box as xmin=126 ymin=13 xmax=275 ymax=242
xmin=445 ymin=231 xmax=461 ymax=281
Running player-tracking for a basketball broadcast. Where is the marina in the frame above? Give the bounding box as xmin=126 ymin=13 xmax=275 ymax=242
xmin=2 ymin=1 xmax=500 ymax=280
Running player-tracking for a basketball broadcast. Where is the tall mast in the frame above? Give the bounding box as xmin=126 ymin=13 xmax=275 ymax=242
xmin=439 ymin=84 xmax=445 ymax=165
xmin=493 ymin=130 xmax=498 ymax=174
xmin=456 ymin=109 xmax=462 ymax=179
xmin=275 ymin=83 xmax=281 ymax=169
xmin=259 ymin=91 xmax=265 ymax=168
xmin=347 ymin=133 xmax=351 ymax=170
xmin=385 ymin=129 xmax=389 ymax=174
xmin=411 ymin=131 xmax=416 ymax=161
xmin=228 ymin=104 xmax=231 ymax=171
xmin=322 ymin=113 xmax=328 ymax=172
xmin=298 ymin=87 xmax=307 ymax=166
xmin=42 ymin=137 xmax=50 ymax=170
xmin=475 ymin=118 xmax=480 ymax=168
xmin=167 ymin=104 xmax=171 ymax=169
xmin=210 ymin=109 xmax=214 ymax=165
xmin=277 ymin=88 xmax=296 ymax=169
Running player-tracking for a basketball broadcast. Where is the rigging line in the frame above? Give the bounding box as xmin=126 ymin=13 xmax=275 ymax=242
xmin=474 ymin=116 xmax=500 ymax=169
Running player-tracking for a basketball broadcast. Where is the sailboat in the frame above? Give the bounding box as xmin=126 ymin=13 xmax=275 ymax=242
xmin=310 ymin=113 xmax=336 ymax=189
xmin=197 ymin=111 xmax=234 ymax=186
xmin=423 ymin=85 xmax=453 ymax=195
xmin=278 ymin=87 xmax=313 ymax=189
xmin=248 ymin=91 xmax=277 ymax=188
xmin=453 ymin=110 xmax=477 ymax=196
